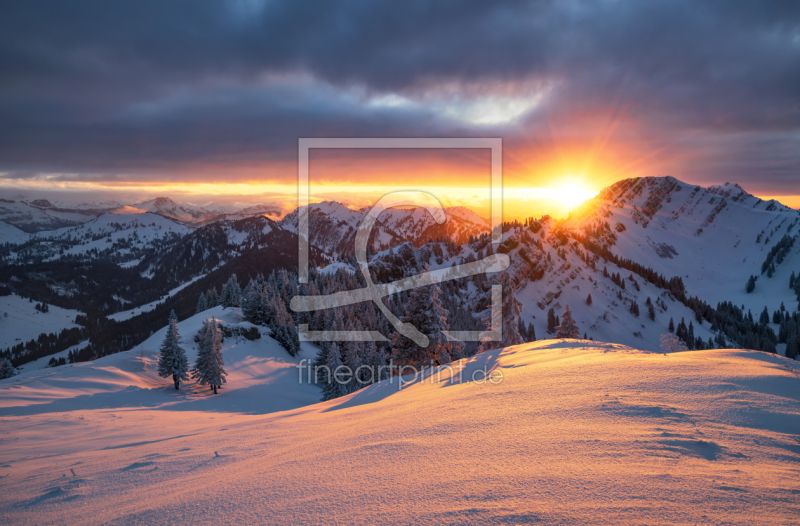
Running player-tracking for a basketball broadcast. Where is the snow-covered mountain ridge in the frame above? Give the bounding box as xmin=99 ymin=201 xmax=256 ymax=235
xmin=563 ymin=176 xmax=800 ymax=309
xmin=279 ymin=200 xmax=490 ymax=257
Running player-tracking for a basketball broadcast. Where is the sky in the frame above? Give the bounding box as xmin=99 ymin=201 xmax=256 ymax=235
xmin=0 ymin=0 xmax=799 ymax=216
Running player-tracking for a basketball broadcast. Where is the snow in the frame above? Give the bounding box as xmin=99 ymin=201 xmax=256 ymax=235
xmin=0 ymin=294 xmax=83 ymax=350
xmin=0 ymin=200 xmax=94 ymax=232
xmin=318 ymin=261 xmax=356 ymax=275
xmin=109 ymin=274 xmax=208 ymax=321
xmin=2 ymin=213 xmax=194 ymax=263
xmin=119 ymin=258 xmax=141 ymax=269
xmin=564 ymin=177 xmax=800 ymax=314
xmin=0 ymin=338 xmax=798 ymax=524
xmin=0 ymin=220 xmax=31 ymax=244
xmin=15 ymin=341 xmax=90 ymax=373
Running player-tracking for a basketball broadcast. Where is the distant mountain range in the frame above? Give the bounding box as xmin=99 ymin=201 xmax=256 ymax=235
xmin=0 ymin=195 xmax=283 ymax=232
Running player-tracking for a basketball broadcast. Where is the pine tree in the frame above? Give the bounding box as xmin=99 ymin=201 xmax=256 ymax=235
xmin=495 ymin=272 xmax=523 ymax=349
xmin=322 ymin=343 xmax=347 ymax=401
xmin=241 ymin=278 xmax=260 ymax=323
xmin=648 ymin=302 xmax=656 ymax=321
xmin=221 ymin=274 xmax=242 ymax=308
xmin=391 ymin=281 xmax=460 ymax=367
xmin=554 ymin=304 xmax=580 ymax=339
xmin=786 ymin=333 xmax=799 ymax=360
xmin=206 ymin=287 xmax=219 ymax=307
xmin=660 ymin=333 xmax=688 ymax=353
xmin=196 ymin=293 xmax=207 ymax=314
xmin=746 ymin=275 xmax=757 ymax=293
xmin=547 ymin=307 xmax=558 ymax=334
xmin=586 ymin=293 xmax=593 ymax=306
xmin=157 ymin=311 xmax=190 ymax=390
xmin=272 ymin=298 xmax=300 ymax=356
xmin=193 ymin=317 xmax=226 ymax=394
xmin=0 ymin=357 xmax=17 ymax=379
xmin=668 ymin=317 xmax=675 ymax=333
xmin=759 ymin=306 xmax=770 ymax=326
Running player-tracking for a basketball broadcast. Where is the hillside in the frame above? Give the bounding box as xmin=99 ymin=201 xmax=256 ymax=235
xmin=279 ymin=201 xmax=489 ymax=257
xmin=0 ymin=199 xmax=96 ymax=232
xmin=0 ymin=338 xmax=798 ymax=524
xmin=564 ymin=177 xmax=800 ymax=311
xmin=0 ymin=294 xmax=82 ymax=351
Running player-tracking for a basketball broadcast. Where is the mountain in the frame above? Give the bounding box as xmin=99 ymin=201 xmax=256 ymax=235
xmin=1 ymin=334 xmax=798 ymax=524
xmin=119 ymin=197 xmax=209 ymax=224
xmin=117 ymin=198 xmax=282 ymax=226
xmin=0 ymin=194 xmax=283 ymax=236
xmin=2 ymin=213 xmax=193 ymax=265
xmin=0 ymin=198 xmax=97 ymax=232
xmin=279 ymin=201 xmax=489 ymax=257
xmin=137 ymin=215 xmax=326 ymax=282
xmin=563 ymin=176 xmax=800 ymax=311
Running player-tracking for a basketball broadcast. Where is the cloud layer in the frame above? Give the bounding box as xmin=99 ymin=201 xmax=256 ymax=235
xmin=0 ymin=0 xmax=799 ymax=193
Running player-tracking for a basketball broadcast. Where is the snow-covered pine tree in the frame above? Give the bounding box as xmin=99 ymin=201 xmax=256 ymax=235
xmin=0 ymin=357 xmax=17 ymax=379
xmin=272 ymin=297 xmax=299 ymax=356
xmin=196 ymin=293 xmax=207 ymax=314
xmin=323 ymin=343 xmax=347 ymax=401
xmin=481 ymin=272 xmax=524 ymax=351
xmin=391 ymin=280 xmax=460 ymax=367
xmin=206 ymin=287 xmax=219 ymax=307
xmin=157 ymin=310 xmax=190 ymax=390
xmin=221 ymin=274 xmax=242 ymax=308
xmin=194 ymin=317 xmax=226 ymax=394
xmin=660 ymin=333 xmax=688 ymax=353
xmin=191 ymin=319 xmax=211 ymax=385
xmin=204 ymin=317 xmax=226 ymax=394
xmin=554 ymin=304 xmax=580 ymax=339
xmin=241 ymin=278 xmax=259 ymax=322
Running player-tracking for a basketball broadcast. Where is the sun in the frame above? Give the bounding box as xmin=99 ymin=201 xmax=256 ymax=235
xmin=550 ymin=183 xmax=595 ymax=209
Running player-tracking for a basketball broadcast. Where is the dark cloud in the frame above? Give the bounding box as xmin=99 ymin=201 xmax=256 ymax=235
xmin=0 ymin=0 xmax=798 ymax=191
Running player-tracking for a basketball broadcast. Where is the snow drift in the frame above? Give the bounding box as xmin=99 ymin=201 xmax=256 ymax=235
xmin=1 ymin=332 xmax=799 ymax=525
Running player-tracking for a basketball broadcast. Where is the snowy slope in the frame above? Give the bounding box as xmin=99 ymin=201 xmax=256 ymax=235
xmin=115 ymin=198 xmax=280 ymax=225
xmin=564 ymin=177 xmax=800 ymax=312
xmin=0 ymin=294 xmax=83 ymax=350
xmin=3 ymin=213 xmax=193 ymax=264
xmin=0 ymin=199 xmax=96 ymax=232
xmin=0 ymin=340 xmax=798 ymax=525
xmin=0 ymin=220 xmax=30 ymax=244
xmin=0 ymin=306 xmax=319 ymax=414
